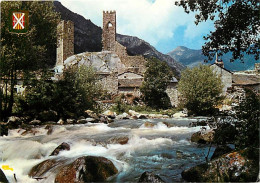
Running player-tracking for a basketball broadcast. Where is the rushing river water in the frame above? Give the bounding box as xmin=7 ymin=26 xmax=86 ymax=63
xmin=0 ymin=118 xmax=215 ymax=182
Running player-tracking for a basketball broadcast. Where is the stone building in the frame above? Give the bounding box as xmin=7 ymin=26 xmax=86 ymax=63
xmin=210 ymin=55 xmax=233 ymax=94
xmin=210 ymin=55 xmax=260 ymax=106
xmin=118 ymin=72 xmax=143 ymax=96
xmin=56 ymin=20 xmax=74 ymax=66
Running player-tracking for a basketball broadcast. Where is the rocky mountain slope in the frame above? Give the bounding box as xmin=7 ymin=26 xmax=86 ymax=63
xmin=168 ymin=46 xmax=259 ymax=71
xmin=53 ymin=1 xmax=185 ymax=75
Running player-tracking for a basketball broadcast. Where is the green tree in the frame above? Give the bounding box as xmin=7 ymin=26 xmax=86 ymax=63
xmin=140 ymin=58 xmax=173 ymax=109
xmin=19 ymin=65 xmax=103 ymax=119
xmin=178 ymin=65 xmax=223 ymax=115
xmin=234 ymin=88 xmax=260 ymax=150
xmin=175 ymin=0 xmax=260 ymax=62
xmin=0 ymin=1 xmax=60 ymax=119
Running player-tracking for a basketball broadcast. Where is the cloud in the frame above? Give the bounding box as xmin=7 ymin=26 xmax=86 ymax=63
xmin=59 ymin=0 xmax=213 ymax=50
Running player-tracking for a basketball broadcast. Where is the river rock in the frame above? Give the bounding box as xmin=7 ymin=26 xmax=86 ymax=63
xmin=85 ymin=109 xmax=94 ymax=117
xmin=29 ymin=119 xmax=41 ymax=125
xmin=7 ymin=116 xmax=22 ymax=128
xmin=143 ymin=122 xmax=155 ymax=128
xmin=189 ymin=120 xmax=207 ymax=127
xmin=50 ymin=142 xmax=70 ymax=156
xmin=103 ymin=110 xmax=116 ymax=119
xmin=107 ymin=136 xmax=129 ymax=145
xmin=21 ymin=128 xmax=39 ymax=136
xmin=211 ymin=145 xmax=233 ymax=160
xmin=172 ymin=111 xmax=187 ymax=118
xmin=181 ymin=163 xmax=209 ymax=182
xmin=128 ymin=110 xmax=139 ymax=116
xmin=116 ymin=112 xmax=130 ymax=120
xmin=138 ymin=171 xmax=165 ymax=183
xmin=66 ymin=119 xmax=76 ymax=124
xmin=191 ymin=130 xmax=214 ymax=144
xmin=29 ymin=159 xmax=62 ymax=178
xmin=57 ymin=119 xmax=64 ymax=125
xmin=86 ymin=117 xmax=97 ymax=123
xmin=0 ymin=168 xmax=8 ymax=183
xmin=99 ymin=116 xmax=108 ymax=123
xmin=38 ymin=110 xmax=58 ymax=122
xmin=162 ymin=122 xmax=174 ymax=128
xmin=77 ymin=119 xmax=87 ymax=124
xmin=55 ymin=156 xmax=118 ymax=183
xmin=45 ymin=125 xmax=53 ymax=135
xmin=137 ymin=114 xmax=148 ymax=119
xmin=182 ymin=150 xmax=258 ymax=182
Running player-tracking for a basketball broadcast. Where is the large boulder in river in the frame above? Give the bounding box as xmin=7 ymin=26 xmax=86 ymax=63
xmin=191 ymin=130 xmax=214 ymax=144
xmin=107 ymin=136 xmax=129 ymax=145
xmin=55 ymin=156 xmax=118 ymax=183
xmin=29 ymin=159 xmax=63 ymax=178
xmin=50 ymin=142 xmax=70 ymax=156
xmin=0 ymin=168 xmax=8 ymax=183
xmin=7 ymin=116 xmax=22 ymax=128
xmin=138 ymin=171 xmax=165 ymax=183
xmin=211 ymin=145 xmax=233 ymax=160
xmin=182 ymin=150 xmax=258 ymax=182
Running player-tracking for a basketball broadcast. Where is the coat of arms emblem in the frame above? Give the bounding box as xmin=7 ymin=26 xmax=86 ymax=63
xmin=10 ymin=10 xmax=29 ymax=33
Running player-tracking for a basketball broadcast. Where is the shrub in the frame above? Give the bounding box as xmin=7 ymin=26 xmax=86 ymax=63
xmin=18 ymin=65 xmax=103 ymax=119
xmin=178 ymin=65 xmax=223 ymax=115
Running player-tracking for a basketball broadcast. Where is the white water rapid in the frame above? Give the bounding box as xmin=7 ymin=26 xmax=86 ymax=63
xmin=0 ymin=118 xmax=213 ymax=182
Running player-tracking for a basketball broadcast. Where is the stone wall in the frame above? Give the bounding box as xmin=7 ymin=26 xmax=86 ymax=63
xmin=56 ymin=20 xmax=74 ymax=66
xmin=118 ymin=88 xmax=141 ymax=97
xmin=99 ymin=73 xmax=118 ymax=94
xmin=115 ymin=42 xmax=146 ymax=74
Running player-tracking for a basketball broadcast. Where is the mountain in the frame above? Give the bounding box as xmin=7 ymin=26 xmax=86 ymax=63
xmin=167 ymin=46 xmax=259 ymax=71
xmin=53 ymin=1 xmax=185 ymax=76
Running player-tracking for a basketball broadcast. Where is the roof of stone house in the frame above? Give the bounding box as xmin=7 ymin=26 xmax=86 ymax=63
xmin=118 ymin=78 xmax=143 ymax=88
xmin=210 ymin=63 xmax=233 ymax=74
xmin=232 ymin=74 xmax=260 ymax=86
xmin=118 ymin=71 xmax=143 ymax=77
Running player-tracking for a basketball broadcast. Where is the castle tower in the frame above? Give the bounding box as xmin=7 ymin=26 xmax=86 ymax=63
xmin=102 ymin=11 xmax=116 ymax=51
xmin=56 ymin=20 xmax=74 ymax=66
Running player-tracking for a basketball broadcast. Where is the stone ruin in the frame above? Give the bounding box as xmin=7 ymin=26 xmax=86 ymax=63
xmin=55 ymin=11 xmax=179 ymax=106
xmin=56 ymin=20 xmax=74 ymax=66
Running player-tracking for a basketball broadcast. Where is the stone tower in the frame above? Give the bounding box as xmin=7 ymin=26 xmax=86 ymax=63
xmin=102 ymin=11 xmax=116 ymax=51
xmin=56 ymin=20 xmax=74 ymax=66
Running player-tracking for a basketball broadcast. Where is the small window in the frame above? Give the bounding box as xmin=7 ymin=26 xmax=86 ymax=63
xmin=108 ymin=22 xmax=113 ymax=28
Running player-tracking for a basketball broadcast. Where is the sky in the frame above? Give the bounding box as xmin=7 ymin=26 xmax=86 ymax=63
xmin=59 ymin=0 xmax=215 ymax=54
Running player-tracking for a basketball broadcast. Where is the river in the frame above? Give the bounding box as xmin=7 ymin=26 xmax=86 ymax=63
xmin=0 ymin=118 xmax=214 ymax=182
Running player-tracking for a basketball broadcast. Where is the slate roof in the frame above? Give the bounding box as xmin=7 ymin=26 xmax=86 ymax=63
xmin=232 ymin=74 xmax=260 ymax=86
xmin=210 ymin=63 xmax=233 ymax=74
